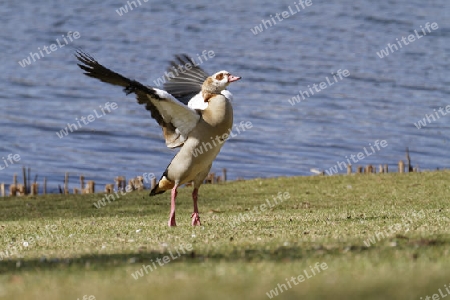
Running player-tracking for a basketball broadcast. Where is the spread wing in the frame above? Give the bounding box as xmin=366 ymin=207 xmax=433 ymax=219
xmin=163 ymin=54 xmax=209 ymax=104
xmin=75 ymin=50 xmax=200 ymax=148
xmin=163 ymin=55 xmax=234 ymax=108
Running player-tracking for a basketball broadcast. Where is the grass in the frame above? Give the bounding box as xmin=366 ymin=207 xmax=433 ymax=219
xmin=0 ymin=171 xmax=449 ymax=300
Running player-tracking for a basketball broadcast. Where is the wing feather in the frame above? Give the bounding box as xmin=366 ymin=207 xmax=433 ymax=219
xmin=75 ymin=50 xmax=200 ymax=148
xmin=163 ymin=54 xmax=209 ymax=104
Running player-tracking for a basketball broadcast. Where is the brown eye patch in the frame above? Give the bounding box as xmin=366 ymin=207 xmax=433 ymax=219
xmin=215 ymin=73 xmax=224 ymax=81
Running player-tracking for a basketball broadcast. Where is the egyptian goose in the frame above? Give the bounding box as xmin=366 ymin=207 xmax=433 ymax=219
xmin=75 ymin=51 xmax=241 ymax=226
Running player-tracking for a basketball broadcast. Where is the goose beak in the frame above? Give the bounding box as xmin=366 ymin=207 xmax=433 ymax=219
xmin=228 ymin=74 xmax=241 ymax=82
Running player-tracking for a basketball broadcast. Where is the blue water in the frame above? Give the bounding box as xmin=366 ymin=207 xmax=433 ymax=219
xmin=0 ymin=0 xmax=449 ymax=191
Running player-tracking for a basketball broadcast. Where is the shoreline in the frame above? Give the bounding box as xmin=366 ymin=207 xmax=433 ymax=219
xmin=0 ymin=166 xmax=448 ymax=198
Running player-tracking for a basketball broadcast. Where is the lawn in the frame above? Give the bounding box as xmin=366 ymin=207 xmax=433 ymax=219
xmin=0 ymin=171 xmax=449 ymax=300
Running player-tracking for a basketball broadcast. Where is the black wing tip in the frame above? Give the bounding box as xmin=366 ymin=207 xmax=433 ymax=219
xmin=74 ymin=49 xmax=97 ymax=70
xmin=73 ymin=50 xmax=161 ymax=99
xmin=74 ymin=49 xmax=103 ymax=71
xmin=74 ymin=48 xmax=90 ymax=60
xmin=174 ymin=53 xmax=193 ymax=64
xmin=76 ymin=63 xmax=92 ymax=72
xmin=168 ymin=53 xmax=196 ymax=71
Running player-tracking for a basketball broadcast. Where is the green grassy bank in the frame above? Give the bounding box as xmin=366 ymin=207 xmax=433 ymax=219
xmin=0 ymin=171 xmax=449 ymax=300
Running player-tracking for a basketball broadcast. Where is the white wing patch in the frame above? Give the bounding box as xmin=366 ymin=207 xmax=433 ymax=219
xmin=188 ymin=93 xmax=208 ymax=110
xmin=187 ymin=90 xmax=234 ymax=111
xmin=150 ymin=89 xmax=200 ymax=146
xmin=221 ymin=90 xmax=234 ymax=101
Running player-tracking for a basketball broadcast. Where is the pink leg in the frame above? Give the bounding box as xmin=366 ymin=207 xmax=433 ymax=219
xmin=168 ymin=185 xmax=178 ymax=227
xmin=191 ymin=188 xmax=201 ymax=226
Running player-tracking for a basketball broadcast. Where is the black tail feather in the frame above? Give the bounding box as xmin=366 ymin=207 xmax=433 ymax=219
xmin=149 ymin=185 xmax=166 ymax=196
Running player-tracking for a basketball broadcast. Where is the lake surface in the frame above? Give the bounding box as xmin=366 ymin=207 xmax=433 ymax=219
xmin=1 ymin=0 xmax=449 ymax=192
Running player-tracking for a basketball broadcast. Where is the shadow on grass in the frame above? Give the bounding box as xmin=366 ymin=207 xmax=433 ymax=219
xmin=1 ymin=237 xmax=448 ymax=273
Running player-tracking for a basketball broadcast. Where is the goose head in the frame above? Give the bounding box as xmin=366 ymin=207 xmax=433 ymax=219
xmin=202 ymin=70 xmax=241 ymax=101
